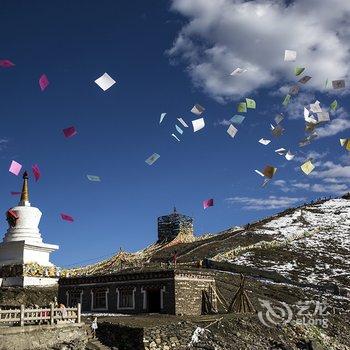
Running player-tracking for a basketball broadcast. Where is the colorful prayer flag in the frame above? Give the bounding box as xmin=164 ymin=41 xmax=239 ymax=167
xmin=203 ymin=198 xmax=214 ymax=209
xmin=237 ymin=102 xmax=247 ymax=113
xmin=230 ymin=115 xmax=245 ymax=124
xmin=294 ymin=67 xmax=305 ymax=76
xmin=332 ymin=80 xmax=345 ymax=89
xmin=330 ymin=100 xmax=338 ymax=111
xmin=0 ymin=60 xmax=15 ymax=68
xmin=159 ymin=113 xmax=166 ymax=124
xmin=245 ymin=98 xmax=256 ymax=109
xmin=227 ymin=124 xmax=238 ymax=138
xmin=301 ymin=160 xmax=315 ymax=175
xmin=61 ymin=213 xmax=74 ymax=222
xmin=9 ymin=161 xmax=22 ymax=176
xmin=263 ymin=165 xmax=277 ymax=179
xmin=191 ymin=104 xmax=205 ymax=116
xmin=284 ymin=50 xmax=297 ymax=61
xmin=63 ymin=126 xmax=77 ymax=138
xmin=145 ymin=153 xmax=160 ymax=165
xmin=192 ymin=118 xmax=205 ymax=132
xmin=94 ymin=72 xmax=116 ymax=91
xmin=87 ymin=175 xmax=101 ymax=182
xmin=175 ymin=125 xmax=183 ymax=135
xmin=39 ymin=74 xmax=49 ymax=91
xmin=177 ymin=118 xmax=189 ymax=128
xmin=282 ymin=94 xmax=291 ymax=106
xmin=32 ymin=164 xmax=41 ymax=182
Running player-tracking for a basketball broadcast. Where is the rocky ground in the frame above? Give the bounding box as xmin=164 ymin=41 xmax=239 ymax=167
xmin=86 ymin=311 xmax=350 ymax=350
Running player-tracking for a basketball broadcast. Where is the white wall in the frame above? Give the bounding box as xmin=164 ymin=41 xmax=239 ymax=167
xmin=23 ymin=247 xmax=52 ymax=266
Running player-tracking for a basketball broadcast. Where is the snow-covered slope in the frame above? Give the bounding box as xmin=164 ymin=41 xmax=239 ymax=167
xmin=214 ymin=198 xmax=350 ymax=289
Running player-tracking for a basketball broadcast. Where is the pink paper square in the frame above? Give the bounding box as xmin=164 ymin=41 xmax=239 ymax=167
xmin=32 ymin=164 xmax=41 ymax=182
xmin=203 ymin=198 xmax=214 ymax=209
xmin=61 ymin=213 xmax=74 ymax=222
xmin=63 ymin=126 xmax=77 ymax=138
xmin=0 ymin=60 xmax=15 ymax=68
xmin=39 ymin=74 xmax=49 ymax=91
xmin=9 ymin=160 xmax=22 ymax=176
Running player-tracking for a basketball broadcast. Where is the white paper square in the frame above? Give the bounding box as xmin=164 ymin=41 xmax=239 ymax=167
xmin=258 ymin=138 xmax=271 ymax=145
xmin=227 ymin=124 xmax=238 ymax=138
xmin=94 ymin=72 xmax=116 ymax=91
xmin=192 ymin=118 xmax=205 ymax=132
xmin=191 ymin=104 xmax=205 ymax=116
xmin=284 ymin=50 xmax=297 ymax=62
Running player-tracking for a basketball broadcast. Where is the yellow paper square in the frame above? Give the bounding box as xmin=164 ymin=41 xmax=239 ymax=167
xmin=301 ymin=160 xmax=315 ymax=175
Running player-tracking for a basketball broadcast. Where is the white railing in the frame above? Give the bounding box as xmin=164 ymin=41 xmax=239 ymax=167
xmin=0 ymin=303 xmax=81 ymax=326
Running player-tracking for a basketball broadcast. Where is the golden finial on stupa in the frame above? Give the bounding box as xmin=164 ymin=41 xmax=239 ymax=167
xmin=20 ymin=171 xmax=30 ymax=205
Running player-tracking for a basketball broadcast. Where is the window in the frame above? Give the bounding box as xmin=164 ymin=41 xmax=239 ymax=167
xmin=117 ymin=288 xmax=135 ymax=309
xmin=92 ymin=289 xmax=108 ymax=310
xmin=68 ymin=290 xmax=82 ymax=307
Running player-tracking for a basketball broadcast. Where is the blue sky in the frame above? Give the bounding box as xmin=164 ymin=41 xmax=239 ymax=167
xmin=0 ymin=0 xmax=349 ymax=267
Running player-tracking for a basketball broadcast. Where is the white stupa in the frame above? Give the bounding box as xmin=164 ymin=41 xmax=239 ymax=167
xmin=0 ymin=171 xmax=59 ymax=287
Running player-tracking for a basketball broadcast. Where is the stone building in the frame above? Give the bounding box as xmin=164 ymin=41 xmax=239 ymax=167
xmin=0 ymin=172 xmax=59 ymax=287
xmin=58 ymin=209 xmax=216 ymax=315
xmin=58 ymin=268 xmax=217 ymax=315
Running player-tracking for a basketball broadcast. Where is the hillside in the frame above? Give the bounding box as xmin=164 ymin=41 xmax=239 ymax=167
xmin=64 ymin=197 xmax=350 ymax=294
xmin=214 ymin=198 xmax=350 ymax=291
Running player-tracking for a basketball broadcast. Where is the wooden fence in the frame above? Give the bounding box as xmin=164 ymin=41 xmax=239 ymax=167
xmin=0 ymin=303 xmax=81 ymax=326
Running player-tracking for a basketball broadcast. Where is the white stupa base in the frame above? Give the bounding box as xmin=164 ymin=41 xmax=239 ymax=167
xmin=0 ymin=240 xmax=58 ymax=266
xmin=0 ymin=276 xmax=58 ymax=287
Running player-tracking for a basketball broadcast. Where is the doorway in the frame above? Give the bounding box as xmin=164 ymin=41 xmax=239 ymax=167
xmin=147 ymin=288 xmax=161 ymax=313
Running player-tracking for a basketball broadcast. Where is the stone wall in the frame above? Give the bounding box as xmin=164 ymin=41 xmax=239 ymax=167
xmin=96 ymin=322 xmax=144 ymax=350
xmin=143 ymin=322 xmax=194 ymax=350
xmin=0 ymin=323 xmax=89 ymax=350
xmin=96 ymin=320 xmax=196 ymax=350
xmin=0 ymin=286 xmax=57 ymax=307
xmin=174 ymin=273 xmax=216 ymax=316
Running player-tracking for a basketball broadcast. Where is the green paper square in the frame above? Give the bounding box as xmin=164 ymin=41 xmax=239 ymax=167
xmin=282 ymin=94 xmax=291 ymax=106
xmin=245 ymin=98 xmax=256 ymax=109
xmin=330 ymin=100 xmax=338 ymax=111
xmin=237 ymin=102 xmax=247 ymax=113
xmin=295 ymin=67 xmax=305 ymax=76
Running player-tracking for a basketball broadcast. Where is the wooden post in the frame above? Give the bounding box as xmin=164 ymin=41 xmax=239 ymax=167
xmin=77 ymin=303 xmax=81 ymax=323
xmin=20 ymin=305 xmax=24 ymax=327
xmin=50 ymin=303 xmax=54 ymax=325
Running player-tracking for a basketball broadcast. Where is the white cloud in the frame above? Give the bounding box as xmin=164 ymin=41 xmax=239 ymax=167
xmin=283 ymin=92 xmax=316 ymax=120
xmin=317 ymin=108 xmax=350 ymax=138
xmin=274 ymin=180 xmax=286 ymax=187
xmin=310 ymin=183 xmax=348 ymax=194
xmin=225 ymin=195 xmax=305 ymax=210
xmin=291 ymin=182 xmax=311 ymax=190
xmin=169 ymin=0 xmax=350 ymax=101
xmin=338 ymin=153 xmax=350 ymax=165
xmin=0 ymin=139 xmax=8 ymax=151
xmin=312 ymin=161 xmax=350 ymax=179
xmin=273 ymin=179 xmax=291 ymax=193
xmin=293 ymin=150 xmax=328 ymax=163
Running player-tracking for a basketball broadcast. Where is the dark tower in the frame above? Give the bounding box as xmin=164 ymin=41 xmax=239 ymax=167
xmin=157 ymin=208 xmax=194 ymax=243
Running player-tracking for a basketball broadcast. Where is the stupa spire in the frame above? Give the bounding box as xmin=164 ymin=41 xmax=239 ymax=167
xmin=19 ymin=171 xmax=30 ymax=206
